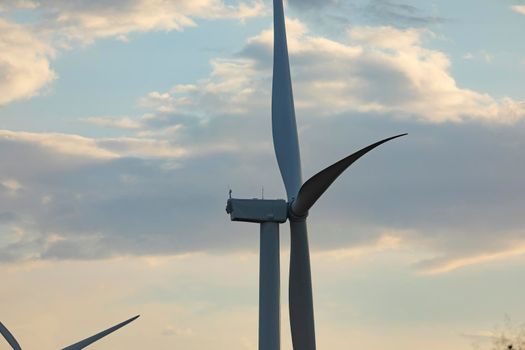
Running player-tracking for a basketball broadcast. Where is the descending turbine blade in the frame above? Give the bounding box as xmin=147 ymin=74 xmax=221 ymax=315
xmin=289 ymin=220 xmax=316 ymax=350
xmin=291 ymin=133 xmax=407 ymax=217
xmin=0 ymin=322 xmax=22 ymax=350
xmin=272 ymin=0 xmax=302 ymax=200
xmin=61 ymin=315 xmax=139 ymax=350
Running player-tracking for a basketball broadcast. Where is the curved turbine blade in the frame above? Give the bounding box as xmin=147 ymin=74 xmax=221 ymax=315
xmin=61 ymin=315 xmax=139 ymax=350
xmin=272 ymin=3 xmax=316 ymax=347
xmin=0 ymin=322 xmax=22 ymax=350
xmin=291 ymin=133 xmax=407 ymax=217
xmin=272 ymin=0 xmax=302 ymax=200
xmin=289 ymin=220 xmax=316 ymax=350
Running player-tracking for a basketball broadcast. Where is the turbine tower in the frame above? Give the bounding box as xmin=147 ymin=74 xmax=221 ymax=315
xmin=0 ymin=315 xmax=139 ymax=350
xmin=226 ymin=0 xmax=406 ymax=349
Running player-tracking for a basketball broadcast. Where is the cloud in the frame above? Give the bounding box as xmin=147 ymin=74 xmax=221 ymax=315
xmin=0 ymin=129 xmax=192 ymax=160
xmin=0 ymin=0 xmax=39 ymax=11
xmin=1 ymin=179 xmax=23 ymax=196
xmin=313 ymin=232 xmax=405 ymax=260
xmin=156 ymin=19 xmax=525 ymax=124
xmin=511 ymin=5 xmax=525 ymax=15
xmin=416 ymin=239 xmax=525 ymax=274
xmin=0 ymin=130 xmax=118 ymax=159
xmin=463 ymin=50 xmax=494 ymax=63
xmin=0 ymin=19 xmax=56 ymax=105
xmin=3 ymin=95 xmax=525 ymax=269
xmin=0 ymin=127 xmax=250 ymax=262
xmin=36 ymin=0 xmax=265 ymax=44
xmin=363 ymin=0 xmax=447 ymax=26
xmin=287 ymin=0 xmax=340 ymax=11
xmin=1 ymin=19 xmax=525 ymax=271
xmin=84 ymin=117 xmax=143 ymax=130
xmin=0 ymin=1 xmax=265 ymax=106
xmin=285 ymin=0 xmax=446 ymax=29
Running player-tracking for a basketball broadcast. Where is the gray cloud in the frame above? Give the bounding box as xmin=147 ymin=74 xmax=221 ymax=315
xmin=1 ymin=15 xmax=524 ymax=274
xmin=287 ymin=0 xmax=341 ymax=11
xmin=363 ymin=0 xmax=447 ymax=26
xmin=286 ymin=0 xmax=446 ymax=30
xmin=2 ymin=105 xmax=525 ymax=272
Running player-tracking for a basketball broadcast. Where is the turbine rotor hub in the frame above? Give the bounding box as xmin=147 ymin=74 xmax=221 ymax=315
xmin=287 ymin=199 xmax=308 ymax=222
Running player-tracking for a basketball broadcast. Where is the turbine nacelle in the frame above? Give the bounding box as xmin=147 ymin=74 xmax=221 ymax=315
xmin=226 ymin=198 xmax=287 ymax=224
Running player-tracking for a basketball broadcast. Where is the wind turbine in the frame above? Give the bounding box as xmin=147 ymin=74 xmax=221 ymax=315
xmin=226 ymin=0 xmax=406 ymax=349
xmin=0 ymin=315 xmax=139 ymax=350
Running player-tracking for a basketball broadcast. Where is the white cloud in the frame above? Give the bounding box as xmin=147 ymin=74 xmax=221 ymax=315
xmin=139 ymin=91 xmax=176 ymax=113
xmin=84 ymin=116 xmax=143 ymax=130
xmin=0 ymin=1 xmax=265 ymax=106
xmin=0 ymin=129 xmax=188 ymax=159
xmin=40 ymin=0 xmax=265 ymax=44
xmin=462 ymin=50 xmax=493 ymax=63
xmin=313 ymin=232 xmax=405 ymax=260
xmin=0 ymin=130 xmax=118 ymax=159
xmin=98 ymin=137 xmax=188 ymax=158
xmin=511 ymin=5 xmax=525 ymax=15
xmin=158 ymin=20 xmax=525 ymax=124
xmin=417 ymin=238 xmax=525 ymax=274
xmin=0 ymin=19 xmax=56 ymax=105
xmin=1 ymin=179 xmax=23 ymax=196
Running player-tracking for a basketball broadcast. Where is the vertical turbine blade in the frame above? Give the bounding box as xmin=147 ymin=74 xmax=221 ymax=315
xmin=289 ymin=220 xmax=316 ymax=350
xmin=272 ymin=1 xmax=316 ymax=349
xmin=0 ymin=322 xmax=22 ymax=350
xmin=61 ymin=315 xmax=139 ymax=350
xmin=272 ymin=0 xmax=302 ymax=200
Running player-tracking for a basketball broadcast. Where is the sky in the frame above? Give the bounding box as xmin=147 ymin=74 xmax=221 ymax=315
xmin=1 ymin=0 xmax=525 ymax=349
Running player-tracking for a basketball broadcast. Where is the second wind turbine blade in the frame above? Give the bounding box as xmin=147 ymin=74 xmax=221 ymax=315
xmin=0 ymin=322 xmax=22 ymax=350
xmin=289 ymin=220 xmax=316 ymax=350
xmin=272 ymin=0 xmax=302 ymax=200
xmin=291 ymin=134 xmax=407 ymax=217
xmin=61 ymin=315 xmax=139 ymax=350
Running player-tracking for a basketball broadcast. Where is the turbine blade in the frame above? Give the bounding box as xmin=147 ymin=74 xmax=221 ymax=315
xmin=289 ymin=220 xmax=316 ymax=350
xmin=61 ymin=315 xmax=139 ymax=350
xmin=291 ymin=133 xmax=407 ymax=217
xmin=272 ymin=0 xmax=302 ymax=200
xmin=0 ymin=322 xmax=22 ymax=350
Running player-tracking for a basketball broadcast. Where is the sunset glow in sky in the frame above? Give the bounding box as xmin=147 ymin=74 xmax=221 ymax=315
xmin=1 ymin=0 xmax=525 ymax=349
